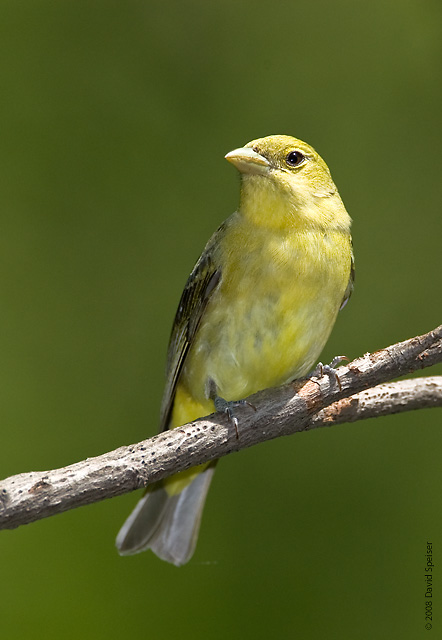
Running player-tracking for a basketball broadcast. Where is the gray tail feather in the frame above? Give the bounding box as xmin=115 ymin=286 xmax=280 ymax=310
xmin=115 ymin=464 xmax=216 ymax=567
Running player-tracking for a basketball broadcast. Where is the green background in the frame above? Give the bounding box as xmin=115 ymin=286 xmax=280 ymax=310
xmin=1 ymin=1 xmax=441 ymax=638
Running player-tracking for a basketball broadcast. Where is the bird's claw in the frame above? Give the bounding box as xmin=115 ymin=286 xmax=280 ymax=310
xmin=311 ymin=355 xmax=348 ymax=391
xmin=214 ymin=397 xmax=256 ymax=439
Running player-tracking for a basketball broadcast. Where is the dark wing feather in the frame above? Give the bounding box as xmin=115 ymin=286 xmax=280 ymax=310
xmin=159 ymin=230 xmax=224 ymax=431
xmin=340 ymin=249 xmax=355 ymax=310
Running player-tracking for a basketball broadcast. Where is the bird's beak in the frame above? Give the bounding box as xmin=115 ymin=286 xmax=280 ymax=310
xmin=225 ymin=147 xmax=270 ymax=176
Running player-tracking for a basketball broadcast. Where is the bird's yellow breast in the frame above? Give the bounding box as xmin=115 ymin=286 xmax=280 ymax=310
xmin=180 ymin=215 xmax=352 ymax=404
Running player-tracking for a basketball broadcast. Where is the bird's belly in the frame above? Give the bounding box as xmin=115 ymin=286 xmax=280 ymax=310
xmin=182 ymin=263 xmax=345 ymax=402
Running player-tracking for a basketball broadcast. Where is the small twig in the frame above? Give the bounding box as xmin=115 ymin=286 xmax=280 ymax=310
xmin=0 ymin=324 xmax=441 ymax=531
xmin=311 ymin=376 xmax=442 ymax=426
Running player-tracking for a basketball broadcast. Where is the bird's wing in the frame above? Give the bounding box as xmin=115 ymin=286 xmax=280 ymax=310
xmin=340 ymin=250 xmax=355 ymax=310
xmin=158 ymin=227 xmax=224 ymax=431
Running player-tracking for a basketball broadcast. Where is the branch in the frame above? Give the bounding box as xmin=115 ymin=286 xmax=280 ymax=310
xmin=311 ymin=375 xmax=442 ymax=425
xmin=1 ymin=325 xmax=441 ymax=531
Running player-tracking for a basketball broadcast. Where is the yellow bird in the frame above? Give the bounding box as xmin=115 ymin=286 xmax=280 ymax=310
xmin=116 ymin=135 xmax=354 ymax=565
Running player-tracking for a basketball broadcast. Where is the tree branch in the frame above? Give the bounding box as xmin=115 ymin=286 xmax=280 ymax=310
xmin=1 ymin=324 xmax=441 ymax=531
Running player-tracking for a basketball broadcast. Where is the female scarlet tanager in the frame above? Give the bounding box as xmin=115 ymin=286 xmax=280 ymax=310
xmin=116 ymin=134 xmax=354 ymax=566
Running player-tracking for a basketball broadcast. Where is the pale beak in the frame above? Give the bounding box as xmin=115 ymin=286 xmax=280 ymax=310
xmin=225 ymin=147 xmax=270 ymax=176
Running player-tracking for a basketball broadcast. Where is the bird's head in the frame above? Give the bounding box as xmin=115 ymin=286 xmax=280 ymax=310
xmin=225 ymin=135 xmax=350 ymax=232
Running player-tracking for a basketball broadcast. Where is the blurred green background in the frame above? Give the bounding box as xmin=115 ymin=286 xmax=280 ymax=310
xmin=1 ymin=1 xmax=441 ymax=638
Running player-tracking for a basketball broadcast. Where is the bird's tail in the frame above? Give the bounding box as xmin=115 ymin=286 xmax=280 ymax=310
xmin=115 ymin=464 xmax=216 ymax=566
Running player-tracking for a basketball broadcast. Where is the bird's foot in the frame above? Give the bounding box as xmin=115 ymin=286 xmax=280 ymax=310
xmin=310 ymin=355 xmax=348 ymax=391
xmin=214 ymin=396 xmax=257 ymax=439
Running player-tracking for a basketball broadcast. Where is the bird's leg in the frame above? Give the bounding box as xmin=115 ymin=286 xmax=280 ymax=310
xmin=206 ymin=378 xmax=256 ymax=439
xmin=310 ymin=355 xmax=348 ymax=391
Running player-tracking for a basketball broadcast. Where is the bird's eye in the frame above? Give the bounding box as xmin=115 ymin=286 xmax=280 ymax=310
xmin=285 ymin=151 xmax=306 ymax=168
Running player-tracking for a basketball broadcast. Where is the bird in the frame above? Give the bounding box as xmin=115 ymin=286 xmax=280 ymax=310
xmin=116 ymin=134 xmax=354 ymax=566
